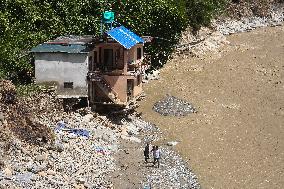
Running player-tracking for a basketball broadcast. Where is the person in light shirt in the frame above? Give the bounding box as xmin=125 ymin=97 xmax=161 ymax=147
xmin=152 ymin=146 xmax=161 ymax=168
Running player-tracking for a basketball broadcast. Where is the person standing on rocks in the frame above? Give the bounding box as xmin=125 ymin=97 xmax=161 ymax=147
xmin=144 ymin=143 xmax=150 ymax=163
xmin=152 ymin=146 xmax=161 ymax=168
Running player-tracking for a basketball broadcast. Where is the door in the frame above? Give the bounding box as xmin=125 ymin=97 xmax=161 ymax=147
xmin=93 ymin=51 xmax=97 ymax=70
xmin=127 ymin=79 xmax=134 ymax=101
xmin=104 ymin=49 xmax=113 ymax=70
xmin=88 ymin=56 xmax=93 ymax=71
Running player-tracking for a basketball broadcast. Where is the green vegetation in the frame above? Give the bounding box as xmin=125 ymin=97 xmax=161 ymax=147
xmin=1 ymin=0 xmax=276 ymax=83
xmin=16 ymin=83 xmax=41 ymax=97
xmin=185 ymin=0 xmax=228 ymax=32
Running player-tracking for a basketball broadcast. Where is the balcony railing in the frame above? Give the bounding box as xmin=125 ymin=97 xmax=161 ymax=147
xmin=87 ymin=71 xmax=102 ymax=81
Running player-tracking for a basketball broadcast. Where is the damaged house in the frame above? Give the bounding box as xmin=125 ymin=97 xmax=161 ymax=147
xmin=31 ymin=25 xmax=148 ymax=106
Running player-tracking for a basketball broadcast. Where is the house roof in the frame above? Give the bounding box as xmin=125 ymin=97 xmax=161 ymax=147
xmin=31 ymin=35 xmax=94 ymax=54
xmin=107 ymin=26 xmax=144 ymax=49
xmin=31 ymin=43 xmax=93 ymax=54
xmin=47 ymin=35 xmax=94 ymax=44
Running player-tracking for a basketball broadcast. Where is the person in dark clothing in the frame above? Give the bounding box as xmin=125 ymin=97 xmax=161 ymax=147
xmin=144 ymin=143 xmax=150 ymax=163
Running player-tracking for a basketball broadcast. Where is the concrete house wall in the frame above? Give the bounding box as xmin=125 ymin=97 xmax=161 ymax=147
xmin=101 ymin=75 xmax=142 ymax=103
xmin=91 ymin=43 xmax=144 ymax=103
xmin=34 ymin=52 xmax=90 ymax=97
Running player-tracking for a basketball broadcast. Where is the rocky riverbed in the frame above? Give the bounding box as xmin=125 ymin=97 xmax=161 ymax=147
xmin=0 ymin=81 xmax=200 ymax=189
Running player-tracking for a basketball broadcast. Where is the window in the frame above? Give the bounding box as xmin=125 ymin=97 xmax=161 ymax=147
xmin=137 ymin=47 xmax=142 ymax=60
xmin=64 ymin=82 xmax=73 ymax=89
xmin=104 ymin=49 xmax=113 ymax=69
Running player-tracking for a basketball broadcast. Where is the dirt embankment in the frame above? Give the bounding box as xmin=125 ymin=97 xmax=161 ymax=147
xmin=138 ymin=25 xmax=284 ymax=189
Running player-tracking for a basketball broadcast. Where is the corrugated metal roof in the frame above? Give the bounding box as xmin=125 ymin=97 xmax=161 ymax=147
xmin=31 ymin=43 xmax=92 ymax=53
xmin=107 ymin=26 xmax=144 ymax=49
xmin=47 ymin=35 xmax=94 ymax=44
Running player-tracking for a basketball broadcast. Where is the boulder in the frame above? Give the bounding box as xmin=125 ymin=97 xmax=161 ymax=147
xmin=3 ymin=167 xmax=13 ymax=177
xmin=82 ymin=114 xmax=93 ymax=123
xmin=35 ymin=153 xmax=48 ymax=162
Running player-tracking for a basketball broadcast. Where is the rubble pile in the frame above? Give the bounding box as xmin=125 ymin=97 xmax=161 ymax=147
xmin=0 ymin=80 xmax=116 ymax=188
xmin=0 ymin=112 xmax=118 ymax=188
xmin=0 ymin=88 xmax=119 ymax=188
xmin=0 ymin=80 xmax=201 ymax=188
xmin=153 ymin=95 xmax=196 ymax=116
xmin=0 ymin=81 xmax=56 ymax=146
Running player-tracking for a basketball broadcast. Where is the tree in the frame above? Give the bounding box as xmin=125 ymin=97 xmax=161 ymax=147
xmin=0 ymin=0 xmax=188 ymax=82
xmin=185 ymin=0 xmax=228 ymax=32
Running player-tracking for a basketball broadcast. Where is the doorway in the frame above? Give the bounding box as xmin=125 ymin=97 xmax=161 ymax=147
xmin=104 ymin=49 xmax=113 ymax=70
xmin=127 ymin=79 xmax=134 ymax=101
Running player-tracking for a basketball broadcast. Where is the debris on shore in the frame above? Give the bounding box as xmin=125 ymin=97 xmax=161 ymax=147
xmin=153 ymin=95 xmax=196 ymax=116
xmin=0 ymin=80 xmax=200 ymax=188
xmin=176 ymin=3 xmax=284 ymax=57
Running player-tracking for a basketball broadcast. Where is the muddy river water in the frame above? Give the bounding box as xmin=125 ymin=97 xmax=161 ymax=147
xmin=138 ymin=26 xmax=284 ymax=189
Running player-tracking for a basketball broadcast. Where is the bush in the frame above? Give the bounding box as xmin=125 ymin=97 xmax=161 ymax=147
xmin=185 ymin=0 xmax=228 ymax=32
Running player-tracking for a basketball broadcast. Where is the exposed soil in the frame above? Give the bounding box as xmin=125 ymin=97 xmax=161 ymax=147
xmin=137 ymin=25 xmax=284 ymax=189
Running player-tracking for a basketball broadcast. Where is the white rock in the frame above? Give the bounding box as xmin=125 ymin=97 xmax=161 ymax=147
xmin=3 ymin=167 xmax=13 ymax=177
xmin=121 ymin=135 xmax=141 ymax=143
xmin=35 ymin=153 xmax=48 ymax=162
xmin=46 ymin=169 xmax=56 ymax=176
xmin=82 ymin=114 xmax=93 ymax=122
xmin=167 ymin=141 xmax=179 ymax=146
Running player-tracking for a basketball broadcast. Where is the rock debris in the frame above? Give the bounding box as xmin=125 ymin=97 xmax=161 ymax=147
xmin=0 ymin=80 xmax=200 ymax=188
xmin=153 ymin=95 xmax=196 ymax=116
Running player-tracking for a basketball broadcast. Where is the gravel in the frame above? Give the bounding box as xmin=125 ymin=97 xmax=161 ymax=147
xmin=1 ymin=93 xmax=201 ymax=189
xmin=213 ymin=4 xmax=284 ymax=35
xmin=153 ymin=95 xmax=196 ymax=116
xmin=176 ymin=4 xmax=284 ymax=57
xmin=144 ymin=147 xmax=200 ymax=189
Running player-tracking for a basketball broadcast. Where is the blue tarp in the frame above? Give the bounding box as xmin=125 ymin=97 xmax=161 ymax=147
xmin=107 ymin=26 xmax=144 ymax=49
xmin=55 ymin=121 xmax=90 ymax=138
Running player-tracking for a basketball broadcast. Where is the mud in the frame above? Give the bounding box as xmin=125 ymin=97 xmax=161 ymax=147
xmin=138 ymin=25 xmax=284 ymax=189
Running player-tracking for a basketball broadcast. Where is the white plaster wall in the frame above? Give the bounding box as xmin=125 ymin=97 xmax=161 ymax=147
xmin=34 ymin=53 xmax=88 ymax=88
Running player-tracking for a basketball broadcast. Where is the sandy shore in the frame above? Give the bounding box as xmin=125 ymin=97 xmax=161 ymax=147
xmin=138 ymin=25 xmax=284 ymax=189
